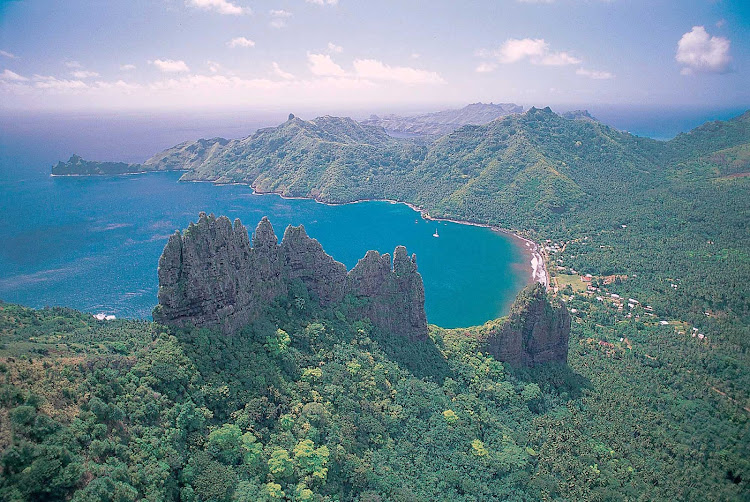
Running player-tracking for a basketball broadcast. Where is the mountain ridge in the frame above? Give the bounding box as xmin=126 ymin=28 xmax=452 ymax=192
xmin=361 ymin=102 xmax=524 ymax=136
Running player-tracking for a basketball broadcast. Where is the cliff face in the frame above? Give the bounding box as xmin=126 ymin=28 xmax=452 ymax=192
xmin=153 ymin=213 xmax=428 ymax=341
xmin=478 ymin=283 xmax=570 ymax=366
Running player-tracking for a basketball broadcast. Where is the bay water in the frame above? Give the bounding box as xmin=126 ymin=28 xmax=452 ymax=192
xmin=0 ymin=111 xmax=529 ymax=328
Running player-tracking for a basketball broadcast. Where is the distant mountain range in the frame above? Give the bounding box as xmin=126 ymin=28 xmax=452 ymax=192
xmin=361 ymin=102 xmax=524 ymax=136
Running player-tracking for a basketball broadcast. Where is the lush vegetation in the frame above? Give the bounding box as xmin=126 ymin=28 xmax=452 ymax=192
xmin=1 ymin=282 xmax=748 ymax=501
xmin=22 ymin=108 xmax=749 ymax=499
xmin=151 ymin=108 xmax=749 ymax=352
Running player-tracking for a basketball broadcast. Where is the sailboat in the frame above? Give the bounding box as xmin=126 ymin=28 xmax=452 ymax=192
xmin=433 ymin=228 xmax=439 ymax=238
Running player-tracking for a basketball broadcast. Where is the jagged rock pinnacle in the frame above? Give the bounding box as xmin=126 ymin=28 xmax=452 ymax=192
xmin=477 ymin=283 xmax=570 ymax=366
xmin=154 ymin=214 xmax=428 ymax=340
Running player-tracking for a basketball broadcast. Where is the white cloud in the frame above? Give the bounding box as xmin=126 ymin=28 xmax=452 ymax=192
xmin=0 ymin=69 xmax=452 ymax=110
xmin=676 ymin=26 xmax=731 ymax=75
xmin=538 ymin=51 xmax=581 ymax=66
xmin=227 ymin=37 xmax=256 ymax=48
xmin=517 ymin=0 xmax=555 ymax=3
xmin=307 ymin=53 xmax=347 ymax=77
xmin=120 ymin=64 xmax=136 ymax=71
xmin=71 ymin=70 xmax=100 ymax=79
xmin=576 ymin=68 xmax=614 ymax=80
xmin=716 ymin=19 xmax=726 ymax=28
xmin=0 ymin=50 xmax=17 ymax=59
xmin=269 ymin=9 xmax=292 ymax=28
xmin=65 ymin=60 xmax=83 ymax=69
xmin=352 ymin=59 xmax=444 ymax=84
xmin=33 ymin=75 xmax=88 ymax=91
xmin=487 ymin=38 xmax=581 ymax=66
xmin=327 ymin=42 xmax=343 ymax=54
xmin=188 ymin=0 xmax=247 ymax=15
xmin=0 ymin=69 xmax=28 ymax=81
xmin=150 ymin=59 xmax=191 ymax=73
xmin=207 ymin=61 xmax=222 ymax=73
xmin=475 ymin=62 xmax=497 ymax=73
xmin=272 ymin=62 xmax=295 ymax=80
xmin=92 ymin=80 xmax=142 ymax=92
xmin=305 ymin=0 xmax=338 ymax=5
xmin=411 ymin=53 xmax=420 ymax=59
xmin=305 ymin=53 xmax=444 ymax=85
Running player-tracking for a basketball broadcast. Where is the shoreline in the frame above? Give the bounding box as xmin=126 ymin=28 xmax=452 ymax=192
xmin=247 ymin=186 xmax=549 ymax=289
xmin=50 ymin=171 xmax=549 ymax=289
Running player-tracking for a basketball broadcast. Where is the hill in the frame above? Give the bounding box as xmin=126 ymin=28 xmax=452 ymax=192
xmin=51 ymin=154 xmax=149 ymax=176
xmin=52 ymin=108 xmax=750 ymax=350
xmin=0 ymin=217 xmax=578 ymax=501
xmin=1 ymin=271 xmax=746 ymax=500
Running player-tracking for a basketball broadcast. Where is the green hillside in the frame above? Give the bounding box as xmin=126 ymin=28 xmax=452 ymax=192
xmin=1 ymin=283 xmax=748 ymax=501
xmin=33 ymin=108 xmax=750 ymax=500
xmin=140 ymin=108 xmax=749 ymax=351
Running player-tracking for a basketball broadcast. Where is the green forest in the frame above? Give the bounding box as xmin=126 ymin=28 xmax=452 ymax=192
xmin=4 ymin=109 xmax=749 ymax=500
xmin=1 ymin=284 xmax=747 ymax=501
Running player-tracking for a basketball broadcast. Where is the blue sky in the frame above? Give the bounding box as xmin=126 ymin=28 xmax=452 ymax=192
xmin=0 ymin=0 xmax=748 ymax=111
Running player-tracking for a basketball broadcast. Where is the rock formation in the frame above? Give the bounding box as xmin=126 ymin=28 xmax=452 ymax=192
xmin=153 ymin=213 xmax=428 ymax=341
xmin=477 ymin=283 xmax=570 ymax=366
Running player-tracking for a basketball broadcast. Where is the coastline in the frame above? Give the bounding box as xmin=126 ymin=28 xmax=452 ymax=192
xmin=248 ymin=186 xmax=549 ymax=289
xmin=50 ymin=170 xmax=548 ymax=290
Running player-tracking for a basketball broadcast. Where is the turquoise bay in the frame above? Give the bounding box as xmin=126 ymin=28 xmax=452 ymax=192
xmin=0 ymin=171 xmax=529 ymax=328
xmin=0 ymin=111 xmax=529 ymax=328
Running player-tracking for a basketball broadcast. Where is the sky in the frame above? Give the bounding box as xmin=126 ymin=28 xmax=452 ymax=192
xmin=0 ymin=0 xmax=749 ymax=112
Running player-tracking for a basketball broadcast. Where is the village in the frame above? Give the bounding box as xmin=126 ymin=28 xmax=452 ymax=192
xmin=539 ymin=236 xmax=712 ymax=360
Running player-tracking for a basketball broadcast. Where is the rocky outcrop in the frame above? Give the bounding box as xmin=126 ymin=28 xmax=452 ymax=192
xmin=153 ymin=213 xmax=428 ymax=341
xmin=348 ymin=247 xmax=427 ymax=341
xmin=477 ymin=283 xmax=570 ymax=366
xmin=561 ymin=109 xmax=599 ymax=123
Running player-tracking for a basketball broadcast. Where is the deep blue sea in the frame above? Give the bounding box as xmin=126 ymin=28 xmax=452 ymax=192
xmin=0 ymin=106 xmax=744 ymax=327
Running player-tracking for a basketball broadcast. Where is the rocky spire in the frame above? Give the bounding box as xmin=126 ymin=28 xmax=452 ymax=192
xmin=154 ymin=215 xmax=428 ymax=340
xmin=477 ymin=283 xmax=570 ymax=366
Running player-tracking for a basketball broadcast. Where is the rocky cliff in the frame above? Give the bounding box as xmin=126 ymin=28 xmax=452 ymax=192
xmin=153 ymin=213 xmax=428 ymax=341
xmin=477 ymin=283 xmax=570 ymax=366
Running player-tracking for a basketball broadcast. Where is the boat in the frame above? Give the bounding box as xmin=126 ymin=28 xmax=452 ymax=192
xmin=433 ymin=228 xmax=439 ymax=238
